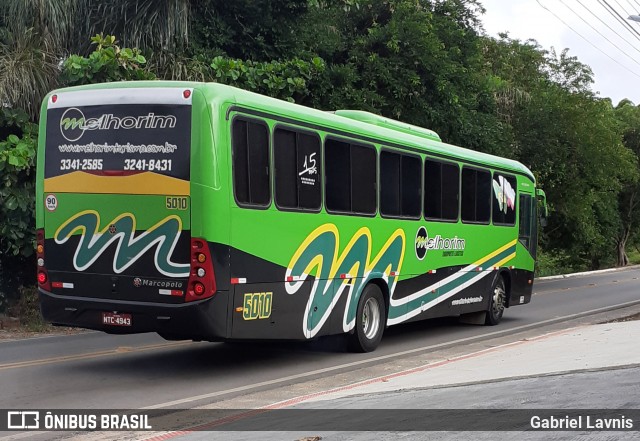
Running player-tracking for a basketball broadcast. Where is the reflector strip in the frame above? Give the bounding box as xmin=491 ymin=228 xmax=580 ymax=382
xmin=52 ymin=282 xmax=74 ymax=289
xmin=389 ymin=271 xmax=399 ymax=277
xmin=340 ymin=273 xmax=352 ymax=279
xmin=159 ymin=289 xmax=183 ymax=296
xmin=231 ymin=278 xmax=247 ymax=284
xmin=286 ymin=275 xmax=301 ymax=282
xmin=428 ymin=270 xmax=437 ymax=274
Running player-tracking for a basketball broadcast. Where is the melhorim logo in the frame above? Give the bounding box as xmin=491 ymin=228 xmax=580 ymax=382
xmin=59 ymin=107 xmax=177 ymax=142
xmin=415 ymin=226 xmax=466 ymax=260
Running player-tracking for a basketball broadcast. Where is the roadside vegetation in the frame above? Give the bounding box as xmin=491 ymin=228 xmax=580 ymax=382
xmin=1 ymin=0 xmax=639 ymax=320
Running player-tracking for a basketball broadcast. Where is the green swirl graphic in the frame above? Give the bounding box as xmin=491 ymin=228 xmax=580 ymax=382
xmin=54 ymin=210 xmax=189 ymax=277
xmin=286 ymin=225 xmax=404 ymax=337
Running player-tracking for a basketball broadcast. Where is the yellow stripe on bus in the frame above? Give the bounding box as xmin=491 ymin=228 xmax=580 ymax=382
xmin=473 ymin=239 xmax=517 ymax=267
xmin=44 ymin=171 xmax=190 ymax=195
xmin=493 ymin=252 xmax=516 ymax=268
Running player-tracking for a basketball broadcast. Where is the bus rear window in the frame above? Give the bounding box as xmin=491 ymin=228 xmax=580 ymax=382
xmin=45 ymin=100 xmax=192 ymax=182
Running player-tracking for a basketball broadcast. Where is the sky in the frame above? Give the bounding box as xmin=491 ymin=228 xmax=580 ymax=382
xmin=479 ymin=0 xmax=640 ymax=106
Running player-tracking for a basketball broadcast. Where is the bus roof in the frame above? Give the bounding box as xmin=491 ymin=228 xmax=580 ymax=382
xmin=46 ymin=81 xmax=535 ymax=182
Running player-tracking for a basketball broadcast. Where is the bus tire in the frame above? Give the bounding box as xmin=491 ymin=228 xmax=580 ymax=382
xmin=485 ymin=275 xmax=506 ymax=326
xmin=348 ymin=284 xmax=386 ymax=353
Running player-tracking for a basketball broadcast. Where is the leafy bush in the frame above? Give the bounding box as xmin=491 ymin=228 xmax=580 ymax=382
xmin=0 ymin=108 xmax=37 ymax=258
xmin=60 ymin=34 xmax=156 ymax=86
xmin=209 ymin=56 xmax=325 ymax=102
xmin=0 ymin=108 xmax=37 ymax=312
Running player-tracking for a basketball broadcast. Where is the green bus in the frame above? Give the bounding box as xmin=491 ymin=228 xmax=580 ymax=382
xmin=36 ymin=81 xmax=546 ymax=352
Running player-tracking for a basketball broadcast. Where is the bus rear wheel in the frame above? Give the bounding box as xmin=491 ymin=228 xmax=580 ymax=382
xmin=485 ymin=276 xmax=506 ymax=326
xmin=348 ymin=284 xmax=386 ymax=353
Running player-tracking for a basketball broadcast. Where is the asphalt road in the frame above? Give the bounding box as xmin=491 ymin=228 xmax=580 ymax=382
xmin=1 ymin=267 xmax=639 ymax=412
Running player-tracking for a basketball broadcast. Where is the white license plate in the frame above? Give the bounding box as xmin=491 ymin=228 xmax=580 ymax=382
xmin=102 ymin=312 xmax=132 ymax=326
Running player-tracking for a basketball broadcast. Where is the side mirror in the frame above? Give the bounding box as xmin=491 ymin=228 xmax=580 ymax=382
xmin=536 ymin=188 xmax=548 ymax=227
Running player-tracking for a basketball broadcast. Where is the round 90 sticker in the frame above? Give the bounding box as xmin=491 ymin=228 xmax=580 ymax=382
xmin=45 ymin=194 xmax=58 ymax=212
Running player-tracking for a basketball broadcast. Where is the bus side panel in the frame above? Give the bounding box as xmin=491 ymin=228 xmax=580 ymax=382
xmin=388 ymin=265 xmax=493 ymax=324
xmin=230 ymin=282 xmax=309 ymax=340
xmin=229 ymin=247 xmax=311 ymax=340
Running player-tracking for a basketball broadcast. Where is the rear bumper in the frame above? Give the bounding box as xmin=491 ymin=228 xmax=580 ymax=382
xmin=39 ymin=288 xmax=229 ymax=341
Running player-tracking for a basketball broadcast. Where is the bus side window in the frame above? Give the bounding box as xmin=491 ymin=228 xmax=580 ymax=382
xmin=424 ymin=159 xmax=459 ymax=221
xmin=274 ymin=128 xmax=321 ymax=211
xmin=325 ymin=139 xmax=377 ymax=215
xmin=232 ymin=118 xmax=270 ymax=207
xmin=380 ymin=150 xmax=421 ymax=219
xmin=461 ymin=167 xmax=491 ymax=224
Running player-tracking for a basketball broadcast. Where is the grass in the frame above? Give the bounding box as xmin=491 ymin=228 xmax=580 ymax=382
xmin=627 ymin=248 xmax=640 ymax=265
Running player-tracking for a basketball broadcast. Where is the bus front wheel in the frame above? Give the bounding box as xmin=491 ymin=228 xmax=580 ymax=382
xmin=348 ymin=284 xmax=386 ymax=353
xmin=485 ymin=276 xmax=506 ymax=326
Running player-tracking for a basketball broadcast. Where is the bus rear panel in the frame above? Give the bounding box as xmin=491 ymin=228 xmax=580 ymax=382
xmin=37 ymin=86 xmax=227 ymax=339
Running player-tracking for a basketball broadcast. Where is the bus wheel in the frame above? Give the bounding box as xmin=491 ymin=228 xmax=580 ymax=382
xmin=348 ymin=284 xmax=386 ymax=353
xmin=485 ymin=276 xmax=506 ymax=326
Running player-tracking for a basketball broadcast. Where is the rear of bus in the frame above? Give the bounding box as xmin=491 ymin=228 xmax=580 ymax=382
xmin=36 ymin=83 xmax=227 ymax=340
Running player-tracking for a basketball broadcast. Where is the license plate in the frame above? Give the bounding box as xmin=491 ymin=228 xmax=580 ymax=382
xmin=102 ymin=312 xmax=132 ymax=327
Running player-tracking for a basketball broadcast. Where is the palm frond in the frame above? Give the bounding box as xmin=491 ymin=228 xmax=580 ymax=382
xmin=0 ymin=30 xmax=59 ymax=119
xmin=3 ymin=0 xmax=84 ymax=53
xmin=90 ymin=0 xmax=190 ymax=52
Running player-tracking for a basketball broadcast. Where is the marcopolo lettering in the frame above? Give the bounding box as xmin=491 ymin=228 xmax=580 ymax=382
xmin=141 ymin=279 xmax=184 ymax=288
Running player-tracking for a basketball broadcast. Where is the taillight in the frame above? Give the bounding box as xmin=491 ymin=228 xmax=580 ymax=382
xmin=185 ymin=238 xmax=216 ymax=302
xmin=36 ymin=229 xmax=51 ymax=291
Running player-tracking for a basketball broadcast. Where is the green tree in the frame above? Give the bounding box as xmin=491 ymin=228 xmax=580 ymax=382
xmin=484 ymin=35 xmax=637 ymax=269
xmin=189 ymin=0 xmax=310 ymax=60
xmin=614 ymin=100 xmax=640 ymax=266
xmin=296 ymin=0 xmax=507 ymax=154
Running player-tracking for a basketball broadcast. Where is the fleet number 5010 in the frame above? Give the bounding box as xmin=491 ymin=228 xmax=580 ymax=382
xmin=243 ymin=292 xmax=273 ymax=320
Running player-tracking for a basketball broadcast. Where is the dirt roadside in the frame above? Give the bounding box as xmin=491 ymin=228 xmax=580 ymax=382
xmin=0 ymin=315 xmax=84 ymax=340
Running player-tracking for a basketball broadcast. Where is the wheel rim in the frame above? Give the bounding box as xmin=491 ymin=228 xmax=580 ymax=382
xmin=362 ymin=297 xmax=381 ymax=340
xmin=492 ymin=282 xmax=506 ymax=317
